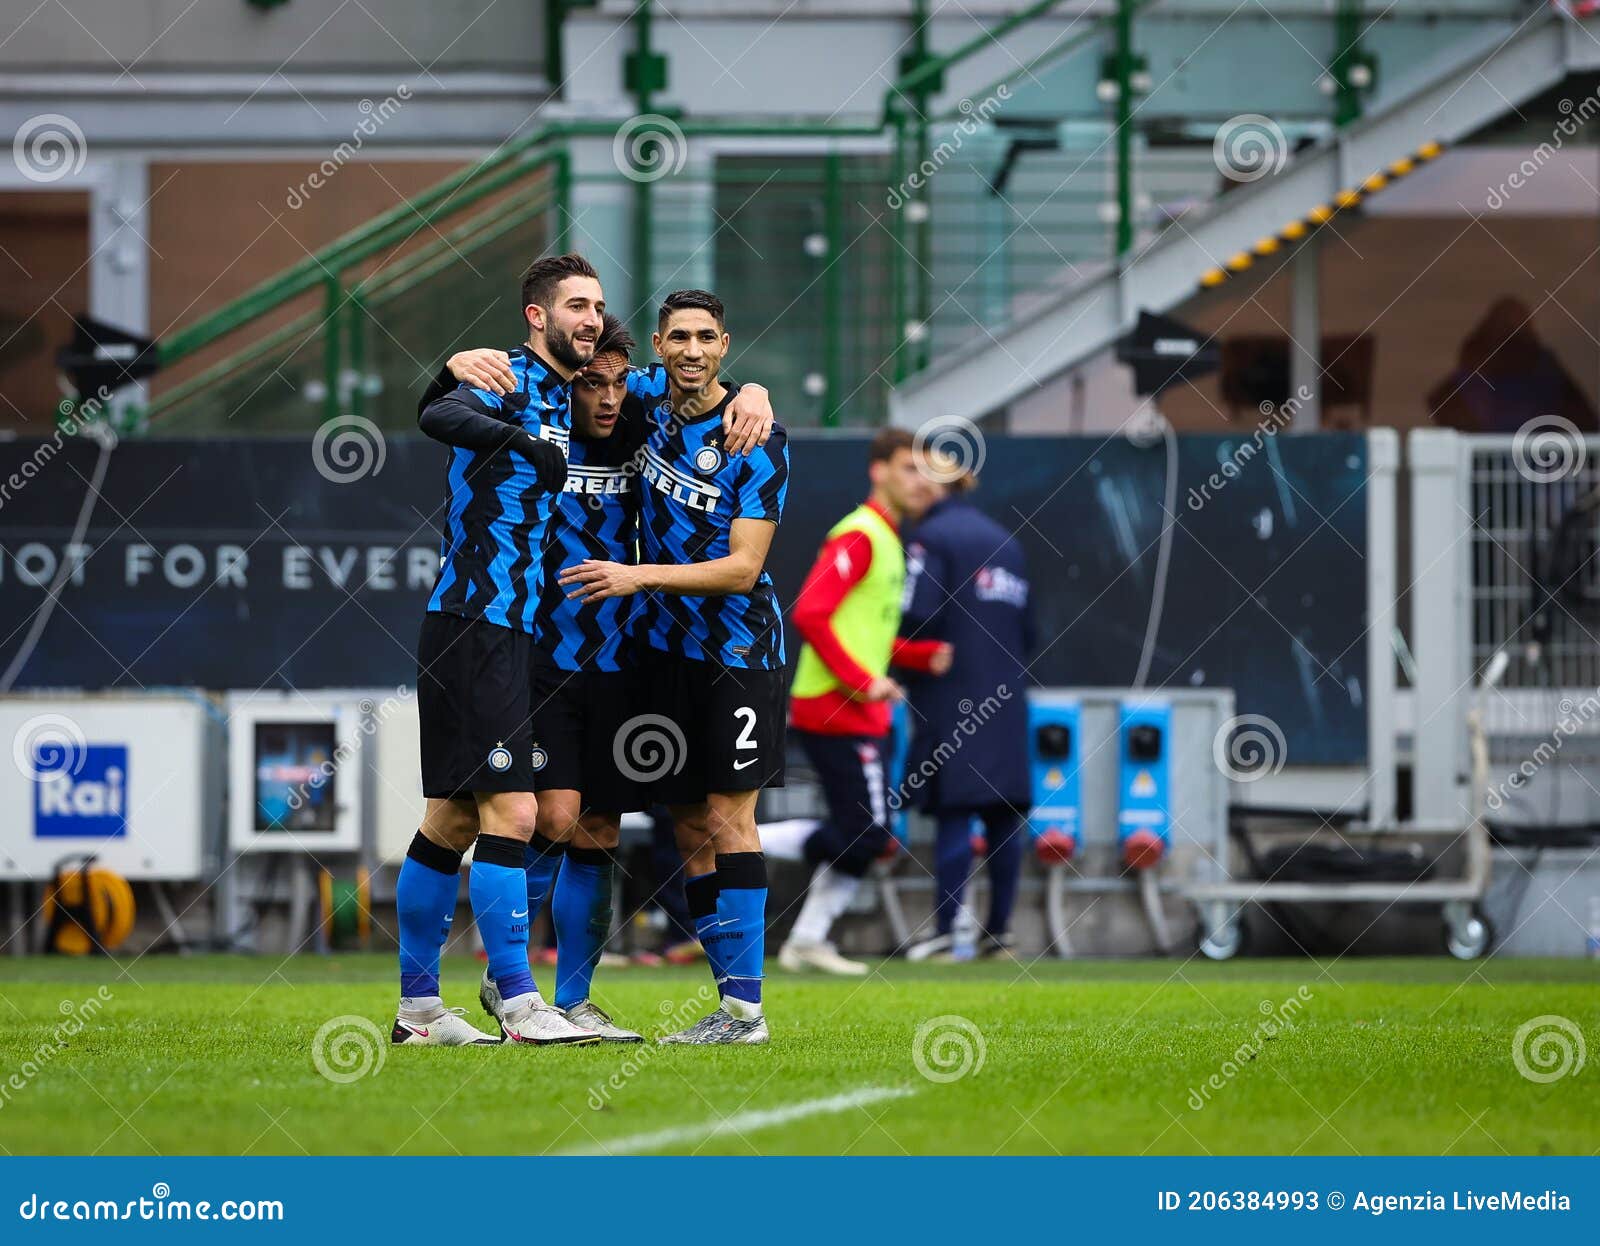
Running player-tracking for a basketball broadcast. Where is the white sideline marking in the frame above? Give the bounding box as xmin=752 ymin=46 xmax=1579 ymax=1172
xmin=562 ymin=1086 xmax=916 ymax=1155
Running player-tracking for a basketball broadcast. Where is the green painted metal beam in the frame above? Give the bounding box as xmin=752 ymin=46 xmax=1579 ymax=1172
xmin=1114 ymin=0 xmax=1135 ymax=257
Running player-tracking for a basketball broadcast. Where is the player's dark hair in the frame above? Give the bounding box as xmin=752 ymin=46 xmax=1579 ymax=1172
xmin=869 ymin=427 xmax=914 ymax=464
xmin=657 ymin=288 xmax=725 ymax=332
xmin=594 ymin=313 xmax=636 ymax=360
xmin=521 ymin=253 xmax=599 ymax=312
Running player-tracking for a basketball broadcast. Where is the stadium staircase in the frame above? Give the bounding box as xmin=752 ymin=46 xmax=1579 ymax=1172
xmin=892 ymin=3 xmax=1600 ymax=425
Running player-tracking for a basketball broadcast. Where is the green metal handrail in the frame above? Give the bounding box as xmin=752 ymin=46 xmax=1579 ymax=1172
xmin=150 ymin=118 xmax=884 ymax=427
xmin=148 ymin=184 xmax=563 ymax=423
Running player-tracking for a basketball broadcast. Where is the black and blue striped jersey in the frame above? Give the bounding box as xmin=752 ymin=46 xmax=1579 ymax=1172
xmin=626 ymin=365 xmax=789 ymax=670
xmin=426 ymin=348 xmax=571 ymax=634
xmin=533 ymin=401 xmax=645 ymax=672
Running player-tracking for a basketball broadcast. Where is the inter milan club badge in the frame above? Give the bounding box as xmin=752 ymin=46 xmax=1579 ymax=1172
xmin=530 ymin=745 xmax=549 ymax=772
xmin=487 ymin=742 xmax=513 ymax=772
xmin=693 ymin=441 xmax=726 ymax=476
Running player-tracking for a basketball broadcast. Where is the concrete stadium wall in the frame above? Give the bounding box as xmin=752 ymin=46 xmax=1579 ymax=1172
xmin=0 ymin=0 xmax=546 ymax=72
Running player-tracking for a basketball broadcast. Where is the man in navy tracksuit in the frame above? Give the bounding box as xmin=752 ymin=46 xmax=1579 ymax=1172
xmin=900 ymin=467 xmax=1034 ymax=958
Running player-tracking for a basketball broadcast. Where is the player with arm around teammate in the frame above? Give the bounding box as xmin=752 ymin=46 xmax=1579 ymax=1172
xmin=560 ymin=289 xmax=789 ymax=1045
xmin=392 ymin=252 xmax=599 ymax=1047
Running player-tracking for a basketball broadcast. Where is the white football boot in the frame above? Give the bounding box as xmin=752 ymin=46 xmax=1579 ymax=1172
xmin=499 ymin=995 xmax=601 ymax=1045
xmin=562 ymin=1000 xmax=644 ymax=1043
xmin=391 ymin=1001 xmax=500 ymax=1046
xmin=479 ymin=969 xmax=599 ymax=1046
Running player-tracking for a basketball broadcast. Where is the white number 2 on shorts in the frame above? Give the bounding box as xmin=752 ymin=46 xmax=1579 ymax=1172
xmin=733 ymin=706 xmax=758 ymax=751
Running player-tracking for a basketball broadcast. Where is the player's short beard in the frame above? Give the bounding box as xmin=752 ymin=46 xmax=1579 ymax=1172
xmin=543 ymin=322 xmax=595 ymax=372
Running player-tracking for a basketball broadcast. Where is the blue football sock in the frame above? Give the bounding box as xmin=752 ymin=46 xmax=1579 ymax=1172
xmin=469 ymin=833 xmax=537 ymax=1002
xmin=684 ymin=871 xmax=726 ymax=990
xmin=523 ymin=833 xmax=565 ymax=927
xmin=396 ymin=831 xmax=462 ymax=999
xmin=553 ymin=846 xmax=615 ymax=1010
xmin=714 ymin=852 xmax=768 ymax=1008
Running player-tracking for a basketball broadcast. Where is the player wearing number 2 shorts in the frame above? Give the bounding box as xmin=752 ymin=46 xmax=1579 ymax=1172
xmin=557 ymin=288 xmax=788 ymax=1045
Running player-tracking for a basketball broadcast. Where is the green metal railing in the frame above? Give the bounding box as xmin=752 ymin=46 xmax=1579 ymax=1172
xmin=134 ymin=0 xmax=1511 ymax=433
xmin=146 ymin=120 xmax=881 ymax=430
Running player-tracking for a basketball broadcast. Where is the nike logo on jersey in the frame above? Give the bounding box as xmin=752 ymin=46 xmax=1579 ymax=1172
xmin=511 ymin=908 xmax=529 ymax=918
xmin=733 ymin=758 xmax=758 ymax=770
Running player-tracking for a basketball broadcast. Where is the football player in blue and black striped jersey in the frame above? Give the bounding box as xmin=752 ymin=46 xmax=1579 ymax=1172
xmin=560 ymin=289 xmax=789 ymax=1045
xmin=395 ymin=253 xmax=604 ymax=1049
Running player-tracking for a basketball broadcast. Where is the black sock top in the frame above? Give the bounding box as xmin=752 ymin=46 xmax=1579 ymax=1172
xmin=714 ymin=851 xmax=768 ymax=890
xmin=473 ymin=833 xmax=527 ymax=870
xmin=408 ymin=829 xmax=464 ymax=875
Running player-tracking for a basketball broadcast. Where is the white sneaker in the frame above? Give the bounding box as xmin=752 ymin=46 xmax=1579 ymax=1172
xmin=778 ymin=940 xmax=869 ymax=976
xmin=391 ymin=1005 xmax=500 ymax=1046
xmin=563 ymin=1000 xmax=644 ymax=1043
xmin=499 ymin=994 xmax=600 ymax=1046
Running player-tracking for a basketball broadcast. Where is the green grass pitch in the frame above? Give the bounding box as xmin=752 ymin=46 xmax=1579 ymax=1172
xmin=0 ymin=955 xmax=1595 ymax=1155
